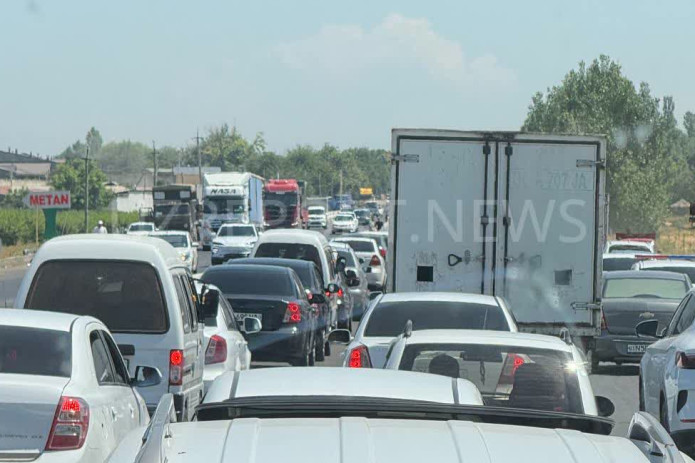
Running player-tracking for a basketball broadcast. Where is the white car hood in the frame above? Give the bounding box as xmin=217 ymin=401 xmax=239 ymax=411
xmin=215 ymin=236 xmax=256 ymax=247
xmin=162 ymin=418 xmax=651 ymax=463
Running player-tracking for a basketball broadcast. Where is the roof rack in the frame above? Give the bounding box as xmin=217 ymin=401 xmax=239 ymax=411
xmin=134 ymin=394 xmax=176 ymax=463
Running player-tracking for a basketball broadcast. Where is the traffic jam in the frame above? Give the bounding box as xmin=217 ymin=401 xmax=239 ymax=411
xmin=2 ymin=131 xmax=695 ymax=463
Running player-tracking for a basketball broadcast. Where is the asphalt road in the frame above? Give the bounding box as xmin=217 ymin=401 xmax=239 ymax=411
xmin=0 ymin=224 xmax=639 ymax=437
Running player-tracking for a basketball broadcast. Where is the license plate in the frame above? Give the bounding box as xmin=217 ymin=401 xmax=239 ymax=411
xmin=627 ymin=344 xmax=647 ymax=353
xmin=234 ymin=312 xmax=262 ymax=322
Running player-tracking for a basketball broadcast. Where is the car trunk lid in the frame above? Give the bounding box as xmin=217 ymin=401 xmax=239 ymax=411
xmin=0 ymin=374 xmax=69 ymax=456
xmin=602 ymin=298 xmax=679 ymax=335
xmin=226 ymin=294 xmax=291 ymax=331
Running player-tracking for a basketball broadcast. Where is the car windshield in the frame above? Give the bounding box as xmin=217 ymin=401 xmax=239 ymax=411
xmin=339 ymin=240 xmax=375 ymax=253
xmin=202 ymin=268 xmax=293 ymax=296
xmin=129 ymin=223 xmax=153 ymax=232
xmin=153 ymin=234 xmax=188 ymax=248
xmin=265 ymin=192 xmax=297 ymax=207
xmin=218 ymin=226 xmax=256 ymax=237
xmin=25 ymin=260 xmax=168 ymax=333
xmin=254 ymin=242 xmax=322 ymax=271
xmin=334 ymin=215 xmax=353 ymax=222
xmin=399 ymin=343 xmax=583 ymax=414
xmin=0 ymin=326 xmax=71 ymax=377
xmin=642 ymin=265 xmax=695 ymax=283
xmin=204 ymin=197 xmax=245 ymax=214
xmin=365 ymin=301 xmax=510 ymax=337
xmin=608 ymin=244 xmax=651 ymax=254
xmin=308 ymin=208 xmax=325 ymax=215
xmin=603 ymin=257 xmax=638 ymax=272
xmin=355 ymin=210 xmax=369 ymax=217
xmin=603 ymin=278 xmax=688 ymax=299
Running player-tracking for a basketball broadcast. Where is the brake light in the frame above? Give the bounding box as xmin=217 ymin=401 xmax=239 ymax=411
xmin=379 ymin=247 xmax=386 ymax=258
xmin=369 ymin=255 xmax=381 ymax=267
xmin=347 ymin=345 xmax=372 ymax=368
xmin=497 ymin=353 xmax=526 ymax=386
xmin=337 ymin=288 xmax=344 ymax=298
xmin=169 ymin=349 xmax=183 ymax=386
xmin=601 ymin=311 xmax=608 ymax=331
xmin=676 ymin=352 xmax=695 ymax=369
xmin=205 ymin=335 xmax=228 ymax=364
xmin=46 ymin=397 xmax=89 ymax=450
xmin=283 ymin=302 xmax=302 ymax=323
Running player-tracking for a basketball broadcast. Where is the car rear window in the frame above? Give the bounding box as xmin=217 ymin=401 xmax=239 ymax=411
xmin=399 ymin=343 xmax=583 ymax=414
xmin=340 ymin=240 xmax=375 ymax=253
xmin=603 ymin=278 xmax=688 ymax=299
xmin=365 ymin=301 xmax=509 ymax=337
xmin=0 ymin=326 xmax=71 ymax=377
xmin=202 ymin=268 xmax=294 ymax=296
xmin=25 ymin=260 xmax=168 ymax=333
xmin=643 ymin=266 xmax=695 ymax=283
xmin=254 ymin=242 xmax=322 ymax=271
xmin=603 ymin=257 xmax=637 ymax=272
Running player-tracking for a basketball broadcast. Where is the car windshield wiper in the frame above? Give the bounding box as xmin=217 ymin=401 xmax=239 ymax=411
xmin=195 ymin=395 xmax=614 ymax=436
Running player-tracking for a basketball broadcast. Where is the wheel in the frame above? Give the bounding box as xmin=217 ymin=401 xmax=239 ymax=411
xmin=638 ymin=373 xmax=645 ymax=411
xmin=586 ymin=348 xmax=598 ymax=374
xmin=315 ymin=329 xmax=326 ymax=362
xmin=292 ymin=348 xmax=311 ymax=367
xmin=308 ymin=337 xmax=316 ymax=366
xmin=660 ymin=395 xmax=670 ymax=432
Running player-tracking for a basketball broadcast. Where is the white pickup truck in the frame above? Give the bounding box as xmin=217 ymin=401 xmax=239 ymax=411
xmin=387 ymin=129 xmax=607 ymax=369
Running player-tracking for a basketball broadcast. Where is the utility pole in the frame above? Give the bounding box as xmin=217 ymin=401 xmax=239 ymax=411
xmin=84 ymin=146 xmax=90 ymax=233
xmin=192 ymin=129 xmax=203 ymax=185
xmin=318 ymin=172 xmax=322 ymax=197
xmin=339 ymin=170 xmax=343 ymax=198
xmin=152 ymin=141 xmax=158 ymax=187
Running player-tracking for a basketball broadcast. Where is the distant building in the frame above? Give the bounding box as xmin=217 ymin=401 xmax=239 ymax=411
xmin=0 ymin=149 xmax=55 ymax=181
xmin=138 ymin=166 xmax=221 ymax=189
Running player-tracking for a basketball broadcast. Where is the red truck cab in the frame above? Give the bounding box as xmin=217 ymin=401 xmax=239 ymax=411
xmin=263 ymin=179 xmax=307 ymax=229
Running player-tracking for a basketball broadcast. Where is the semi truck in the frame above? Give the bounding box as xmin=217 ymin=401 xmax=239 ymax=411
xmin=151 ymin=184 xmax=200 ymax=240
xmin=201 ymin=172 xmax=264 ymax=249
xmin=387 ymin=129 xmax=607 ymax=370
xmin=263 ymin=179 xmax=308 ymax=229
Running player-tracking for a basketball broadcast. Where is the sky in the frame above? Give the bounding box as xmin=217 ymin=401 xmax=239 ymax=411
xmin=2 ymin=0 xmax=695 ymax=157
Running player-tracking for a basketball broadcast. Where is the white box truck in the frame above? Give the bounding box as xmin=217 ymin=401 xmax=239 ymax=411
xmin=388 ymin=129 xmax=606 ymax=364
xmin=201 ymin=172 xmax=265 ymax=249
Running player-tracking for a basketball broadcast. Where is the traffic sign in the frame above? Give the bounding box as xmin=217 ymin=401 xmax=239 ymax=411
xmin=23 ymin=191 xmax=71 ymax=209
xmin=359 ymin=187 xmax=373 ymax=196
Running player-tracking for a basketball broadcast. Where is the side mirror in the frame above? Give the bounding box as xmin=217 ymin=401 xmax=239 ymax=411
xmin=243 ymin=316 xmax=262 ymax=334
xmin=192 ymin=242 xmax=200 ymax=248
xmin=636 ymin=319 xmax=661 ymax=338
xmin=358 ymin=257 xmax=365 ymax=264
xmin=326 ymin=283 xmax=340 ymax=294
xmin=595 ymin=396 xmax=615 ymax=417
xmin=201 ymin=288 xmax=220 ymax=320
xmin=345 ymin=269 xmax=357 ymax=280
xmin=131 ymin=366 xmax=163 ymax=388
xmin=327 ymin=329 xmax=352 ymax=344
xmin=365 ymin=266 xmax=372 ymax=274
xmin=311 ymin=293 xmax=327 ymax=304
xmin=348 ymin=278 xmax=361 ymax=287
xmin=369 ymin=291 xmax=382 ymax=301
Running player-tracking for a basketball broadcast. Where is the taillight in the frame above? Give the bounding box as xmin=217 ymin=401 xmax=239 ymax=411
xmin=601 ymin=312 xmax=607 ymax=331
xmin=169 ymin=349 xmax=183 ymax=386
xmin=676 ymin=352 xmax=695 ymax=369
xmin=205 ymin=335 xmax=228 ymax=364
xmin=46 ymin=397 xmax=89 ymax=450
xmin=379 ymin=247 xmax=386 ymax=258
xmin=283 ymin=302 xmax=302 ymax=323
xmin=337 ymin=288 xmax=344 ymax=298
xmin=347 ymin=345 xmax=372 ymax=368
xmin=369 ymin=255 xmax=381 ymax=267
xmin=497 ymin=353 xmax=526 ymax=386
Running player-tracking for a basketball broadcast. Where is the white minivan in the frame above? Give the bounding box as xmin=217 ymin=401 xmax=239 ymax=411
xmin=14 ymin=234 xmax=212 ymax=421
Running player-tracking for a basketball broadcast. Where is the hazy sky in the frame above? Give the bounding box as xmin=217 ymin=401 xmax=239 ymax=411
xmin=2 ymin=0 xmax=694 ymax=157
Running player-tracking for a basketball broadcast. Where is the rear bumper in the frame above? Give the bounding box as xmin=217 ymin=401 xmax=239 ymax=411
xmin=247 ymin=325 xmax=309 ymax=362
xmin=595 ymin=333 xmax=653 ymax=362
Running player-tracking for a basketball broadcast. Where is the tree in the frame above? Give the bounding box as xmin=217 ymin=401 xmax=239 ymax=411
xmin=522 ymin=55 xmax=689 ymax=232
xmin=56 ymin=127 xmax=103 ymax=159
xmin=50 ymin=159 xmax=113 ymax=210
xmin=0 ymin=188 xmax=29 ymax=209
xmin=85 ymin=127 xmax=103 ymax=156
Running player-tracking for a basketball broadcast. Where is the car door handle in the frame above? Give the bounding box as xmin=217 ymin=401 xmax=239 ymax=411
xmin=128 ymin=404 xmax=135 ymax=419
xmin=111 ymin=407 xmax=118 ymax=420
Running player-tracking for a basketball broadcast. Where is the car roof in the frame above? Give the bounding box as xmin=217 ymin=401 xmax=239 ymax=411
xmin=332 ymin=237 xmax=377 ymax=244
xmin=637 ymin=259 xmax=695 ymax=268
xmin=33 ymin=234 xmax=183 ymax=268
xmin=379 ymin=291 xmax=500 ymax=305
xmin=0 ymin=309 xmax=84 ymax=332
xmin=205 ymin=367 xmax=482 ymax=406
xmin=205 ymin=263 xmax=293 ymax=276
xmin=150 ymin=230 xmax=189 ymax=236
xmin=402 ymin=329 xmax=572 ymax=352
xmin=607 ymin=239 xmax=653 ymax=246
xmin=230 ymin=257 xmax=317 ymax=271
xmin=603 ymin=270 xmax=688 ymax=280
xmin=255 ymin=229 xmax=328 ymax=246
xmin=602 ymin=253 xmax=639 ymax=259
xmin=129 ymin=221 xmax=153 ymax=226
xmin=219 ymin=223 xmax=255 ymax=228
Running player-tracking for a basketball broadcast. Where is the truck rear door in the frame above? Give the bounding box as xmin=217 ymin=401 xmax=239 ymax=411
xmin=389 ymin=130 xmax=605 ymax=333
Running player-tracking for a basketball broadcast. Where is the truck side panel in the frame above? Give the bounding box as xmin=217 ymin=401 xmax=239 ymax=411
xmin=249 ymin=176 xmax=264 ymax=227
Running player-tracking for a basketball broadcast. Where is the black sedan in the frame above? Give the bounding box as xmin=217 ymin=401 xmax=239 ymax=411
xmin=228 ymin=257 xmax=335 ymax=361
xmin=201 ymin=264 xmax=320 ymax=366
xmin=595 ymin=270 xmax=691 ymax=370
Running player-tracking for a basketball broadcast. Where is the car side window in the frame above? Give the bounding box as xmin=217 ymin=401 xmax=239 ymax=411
xmin=173 ymin=275 xmax=191 ymax=334
xmin=220 ymin=297 xmax=239 ymax=331
xmin=675 ymin=295 xmax=695 ymax=335
xmin=100 ymin=331 xmax=129 ymax=385
xmin=90 ymin=331 xmax=116 ymax=385
xmin=314 ymin=268 xmax=324 ymax=291
xmin=181 ymin=276 xmax=199 ymax=332
xmin=324 ymin=248 xmax=336 ymax=281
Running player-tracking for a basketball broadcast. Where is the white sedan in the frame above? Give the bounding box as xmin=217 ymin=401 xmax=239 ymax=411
xmin=126 ymin=222 xmax=156 ymax=235
xmin=331 ymin=213 xmax=359 ymax=233
xmin=331 ymin=292 xmax=518 ymax=368
xmin=638 ymin=288 xmax=695 ymax=455
xmin=149 ymin=230 xmax=199 ymax=272
xmin=383 ymin=328 xmax=612 ymax=417
xmin=195 ymin=282 xmax=257 ymax=392
xmin=0 ymin=310 xmax=161 ymax=462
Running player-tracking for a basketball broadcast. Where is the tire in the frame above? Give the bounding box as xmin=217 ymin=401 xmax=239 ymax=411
xmin=324 ymin=340 xmax=331 ymax=357
xmin=639 ymin=373 xmax=645 ymax=411
xmin=315 ymin=329 xmax=326 ymax=362
xmin=292 ymin=348 xmax=311 ymax=367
